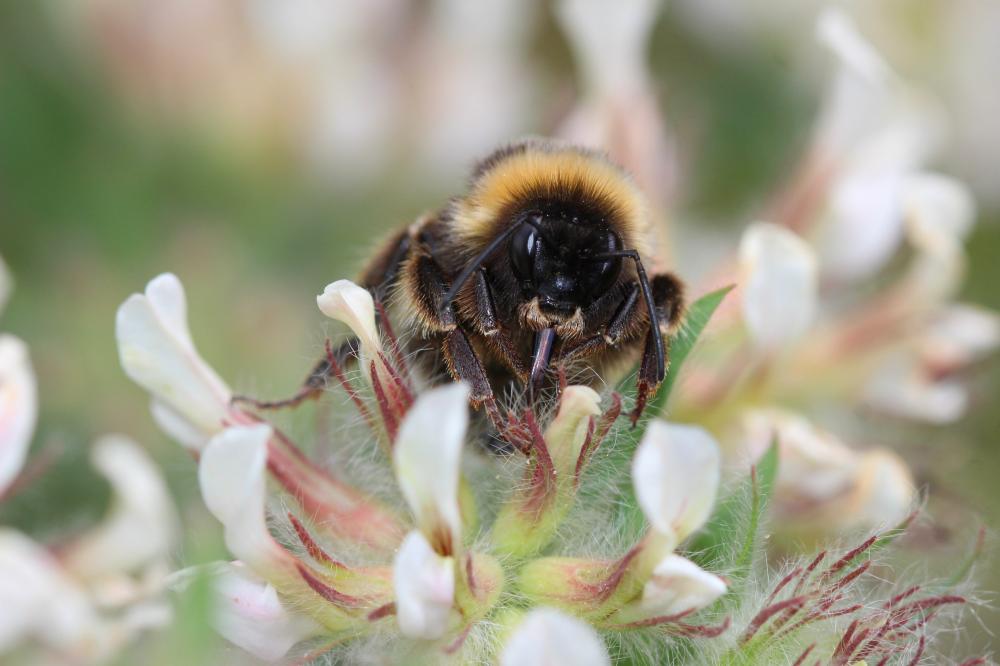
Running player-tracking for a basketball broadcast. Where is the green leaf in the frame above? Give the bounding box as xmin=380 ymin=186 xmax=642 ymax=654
xmin=687 ymin=440 xmax=778 ymax=586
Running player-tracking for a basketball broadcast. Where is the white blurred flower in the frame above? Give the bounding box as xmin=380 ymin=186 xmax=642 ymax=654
xmin=809 ymin=9 xmax=946 ymax=282
xmin=393 ymin=531 xmax=455 ymax=640
xmin=415 ymin=0 xmax=537 ymax=180
xmin=0 ymin=529 xmax=107 ymax=659
xmin=742 ymin=409 xmax=915 ymax=532
xmin=116 ymin=273 xmax=232 ymax=451
xmin=556 ymin=0 xmax=675 ymax=211
xmin=919 ymin=304 xmax=1000 ymax=370
xmin=0 ymin=335 xmax=37 ymax=496
xmin=63 ymin=436 xmax=177 ymax=583
xmin=863 ymin=351 xmax=968 ymax=425
xmin=739 ymin=223 xmax=818 ymax=351
xmin=0 ymin=437 xmax=177 ymax=662
xmin=501 ymin=608 xmax=610 ymax=666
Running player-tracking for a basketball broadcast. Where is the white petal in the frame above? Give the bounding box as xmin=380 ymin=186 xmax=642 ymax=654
xmin=150 ymin=398 xmax=211 ymax=450
xmin=632 ymin=421 xmax=720 ymax=541
xmin=0 ymin=335 xmax=37 ymax=495
xmin=813 ymin=8 xmax=891 ymax=155
xmin=816 ymin=8 xmax=889 ymax=87
xmin=393 ymin=531 xmax=455 ymax=640
xmin=316 ymin=280 xmax=382 ymax=369
xmin=393 ymin=383 xmax=469 ymax=548
xmin=544 ymin=385 xmax=601 ymax=474
xmin=902 ymin=173 xmax=976 ymax=253
xmin=205 ymin=561 xmax=321 ymax=662
xmin=739 ymin=223 xmax=818 ymax=350
xmin=501 ymin=607 xmax=609 ymax=666
xmin=115 ymin=274 xmax=231 ymax=450
xmin=641 ymin=554 xmax=727 ymax=616
xmin=0 ymin=529 xmax=103 ymax=656
xmin=63 ymin=435 xmax=177 ymax=580
xmin=199 ymin=425 xmax=280 ymax=569
xmin=817 ymin=158 xmax=906 ymax=281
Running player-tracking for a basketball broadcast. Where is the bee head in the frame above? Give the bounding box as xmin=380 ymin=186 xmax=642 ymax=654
xmin=447 ymin=139 xmax=650 ymax=320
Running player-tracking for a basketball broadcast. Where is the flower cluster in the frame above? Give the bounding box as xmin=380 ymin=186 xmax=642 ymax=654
xmin=115 ymin=273 xmax=732 ymax=662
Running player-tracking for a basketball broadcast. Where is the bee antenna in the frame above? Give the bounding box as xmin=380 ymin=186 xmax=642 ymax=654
xmin=588 ymin=249 xmax=665 ymax=383
xmin=439 ymin=217 xmax=543 ymax=315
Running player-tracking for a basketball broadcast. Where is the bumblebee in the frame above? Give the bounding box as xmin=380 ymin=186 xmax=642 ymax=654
xmin=251 ymin=139 xmax=684 ymax=423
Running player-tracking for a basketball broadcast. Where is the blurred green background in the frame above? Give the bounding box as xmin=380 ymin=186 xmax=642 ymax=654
xmin=1 ymin=0 xmax=997 ymax=660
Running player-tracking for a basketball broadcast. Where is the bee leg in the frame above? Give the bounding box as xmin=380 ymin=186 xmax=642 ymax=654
xmin=559 ymin=283 xmax=641 ymax=360
xmin=629 ymin=273 xmax=685 ymax=425
xmin=233 ymin=232 xmax=417 ymax=411
xmin=442 ymin=326 xmax=495 ymax=406
xmin=474 ymin=268 xmax=528 ymax=380
xmin=232 ymin=338 xmax=359 ymax=410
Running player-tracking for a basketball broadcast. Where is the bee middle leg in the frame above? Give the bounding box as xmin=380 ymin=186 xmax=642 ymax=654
xmin=631 ymin=273 xmax=685 ymax=423
xmin=231 ymin=338 xmax=359 ymax=410
xmin=232 ymin=229 xmax=413 ymax=411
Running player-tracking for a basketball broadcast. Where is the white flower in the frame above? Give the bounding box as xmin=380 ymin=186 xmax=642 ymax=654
xmin=640 ymin=554 xmax=728 ymax=617
xmin=393 ymin=531 xmax=455 ymax=640
xmin=175 ymin=561 xmax=321 ymax=662
xmin=316 ymin=280 xmax=383 ymax=377
xmin=0 ymin=335 xmax=37 ymax=496
xmin=863 ymin=352 xmax=967 ymax=424
xmin=919 ymin=304 xmax=1000 ymax=369
xmin=393 ymin=382 xmax=470 ymax=550
xmin=742 ymin=409 xmax=915 ymax=531
xmin=556 ymin=0 xmax=660 ymax=92
xmin=811 ymin=9 xmax=944 ymax=281
xmin=199 ymin=424 xmax=285 ymax=572
xmin=116 ymin=273 xmax=231 ymax=450
xmin=739 ymin=223 xmax=818 ymax=350
xmin=632 ymin=421 xmax=721 ymax=542
xmin=0 ymin=529 xmax=106 ymax=659
xmin=62 ymin=436 xmax=177 ymax=581
xmin=501 ymin=607 xmax=610 ymax=666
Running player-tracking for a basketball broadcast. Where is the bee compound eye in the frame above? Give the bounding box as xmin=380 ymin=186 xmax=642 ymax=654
xmin=510 ymin=223 xmax=538 ymax=282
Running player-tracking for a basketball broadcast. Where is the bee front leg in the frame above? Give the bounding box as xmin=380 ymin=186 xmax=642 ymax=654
xmin=442 ymin=327 xmax=495 ymax=406
xmin=630 ymin=273 xmax=685 ymax=425
xmin=407 ymin=257 xmax=497 ymax=406
xmin=472 ymin=268 xmax=528 ymax=381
